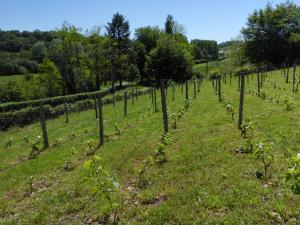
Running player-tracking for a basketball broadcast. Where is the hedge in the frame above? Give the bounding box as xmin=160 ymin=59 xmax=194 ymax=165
xmin=0 ymin=88 xmax=150 ymax=131
xmin=0 ymin=83 xmax=131 ymax=113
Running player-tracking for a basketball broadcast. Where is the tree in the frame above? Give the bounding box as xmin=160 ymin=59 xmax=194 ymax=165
xmin=126 ymin=64 xmax=140 ymax=82
xmin=135 ymin=26 xmax=161 ymax=53
xmin=38 ymin=59 xmax=62 ymax=97
xmin=49 ymin=22 xmax=90 ymax=94
xmin=227 ymin=37 xmax=247 ymax=67
xmin=242 ymin=1 xmax=300 ymax=66
xmin=131 ymin=41 xmax=146 ymax=82
xmin=146 ymin=35 xmax=193 ymax=83
xmin=106 ymin=12 xmax=130 ymax=88
xmin=165 ymin=15 xmax=186 ymax=36
xmin=31 ymin=41 xmax=48 ymax=63
xmin=165 ymin=15 xmax=175 ymax=35
xmin=86 ymin=27 xmax=105 ymax=90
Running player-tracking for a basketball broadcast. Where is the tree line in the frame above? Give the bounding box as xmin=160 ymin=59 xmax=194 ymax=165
xmin=0 ymin=14 xmax=198 ymax=103
xmin=242 ymin=1 xmax=300 ymax=68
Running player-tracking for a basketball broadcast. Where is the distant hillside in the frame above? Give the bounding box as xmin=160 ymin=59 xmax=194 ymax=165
xmin=0 ymin=30 xmax=58 ymax=75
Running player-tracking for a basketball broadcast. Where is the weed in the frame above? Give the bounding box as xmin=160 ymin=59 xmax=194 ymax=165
xmin=252 ymin=141 xmax=274 ymax=180
xmin=28 ymin=136 xmax=41 ymax=159
xmin=114 ymin=123 xmax=121 ymax=136
xmin=83 ymin=156 xmax=120 ymax=223
xmin=286 ymin=153 xmax=300 ymax=194
xmin=138 ymin=156 xmax=154 ymax=188
xmin=85 ymin=139 xmax=96 ymax=156
xmin=4 ymin=138 xmax=13 ymax=148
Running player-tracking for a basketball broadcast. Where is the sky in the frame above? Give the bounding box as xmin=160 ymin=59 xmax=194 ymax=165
xmin=1 ymin=0 xmax=299 ymax=43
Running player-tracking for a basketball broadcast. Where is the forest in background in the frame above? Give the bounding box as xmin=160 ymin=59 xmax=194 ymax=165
xmin=0 ymin=14 xmax=218 ymax=104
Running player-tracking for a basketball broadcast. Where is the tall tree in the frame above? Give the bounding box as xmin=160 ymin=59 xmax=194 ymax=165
xmin=242 ymin=1 xmax=300 ymax=66
xmin=106 ymin=12 xmax=130 ymax=88
xmin=86 ymin=27 xmax=105 ymax=90
xmin=135 ymin=26 xmax=161 ymax=53
xmin=165 ymin=15 xmax=175 ymax=35
xmin=38 ymin=59 xmax=62 ymax=97
xmin=146 ymin=34 xmax=193 ymax=83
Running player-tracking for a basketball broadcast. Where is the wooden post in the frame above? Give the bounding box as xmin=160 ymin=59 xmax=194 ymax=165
xmin=194 ymin=80 xmax=196 ymax=99
xmin=215 ymin=78 xmax=218 ymax=94
xmin=197 ymin=79 xmax=200 ymax=92
xmin=97 ymin=94 xmax=104 ymax=146
xmin=94 ymin=96 xmax=98 ymax=118
xmin=151 ymin=88 xmax=154 ymax=104
xmin=124 ymin=92 xmax=127 ymax=116
xmin=293 ymin=63 xmax=296 ymax=92
xmin=260 ymin=72 xmax=263 ymax=88
xmin=238 ymin=73 xmax=245 ymax=129
xmin=160 ymin=79 xmax=168 ymax=134
xmin=154 ymin=88 xmax=158 ymax=112
xmin=39 ymin=100 xmax=49 ymax=149
xmin=286 ymin=66 xmax=290 ymax=83
xmin=257 ymin=71 xmax=261 ymax=97
xmin=238 ymin=74 xmax=241 ymax=90
xmin=132 ymin=89 xmax=134 ymax=105
xmin=185 ymin=80 xmax=189 ymax=100
xmin=218 ymin=76 xmax=222 ymax=102
xmin=64 ymin=99 xmax=69 ymax=123
xmin=172 ymin=83 xmax=175 ymax=101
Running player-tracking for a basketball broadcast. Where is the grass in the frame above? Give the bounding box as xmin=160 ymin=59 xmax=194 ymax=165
xmin=193 ymin=58 xmax=236 ymax=76
xmin=1 ymin=70 xmax=300 ymax=224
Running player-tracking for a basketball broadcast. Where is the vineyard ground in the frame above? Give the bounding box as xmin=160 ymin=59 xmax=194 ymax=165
xmin=0 ymin=69 xmax=300 ymax=224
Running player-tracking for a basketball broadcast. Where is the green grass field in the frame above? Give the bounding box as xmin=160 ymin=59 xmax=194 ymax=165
xmin=1 ymin=70 xmax=300 ymax=224
xmin=193 ymin=58 xmax=236 ymax=76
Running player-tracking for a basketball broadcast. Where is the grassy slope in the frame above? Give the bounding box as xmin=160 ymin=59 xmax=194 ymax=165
xmin=1 ymin=71 xmax=300 ymax=224
xmin=193 ymin=58 xmax=236 ymax=76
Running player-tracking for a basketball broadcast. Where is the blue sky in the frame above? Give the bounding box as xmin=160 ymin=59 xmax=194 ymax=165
xmin=1 ymin=0 xmax=299 ymax=43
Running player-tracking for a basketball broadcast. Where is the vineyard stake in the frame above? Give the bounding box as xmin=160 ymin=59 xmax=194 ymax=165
xmin=238 ymin=73 xmax=245 ymax=129
xmin=124 ymin=92 xmax=127 ymax=116
xmin=97 ymin=94 xmax=104 ymax=146
xmin=64 ymin=99 xmax=69 ymax=123
xmin=39 ymin=100 xmax=49 ymax=149
xmin=186 ymin=80 xmax=189 ymax=100
xmin=160 ymin=79 xmax=168 ymax=134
